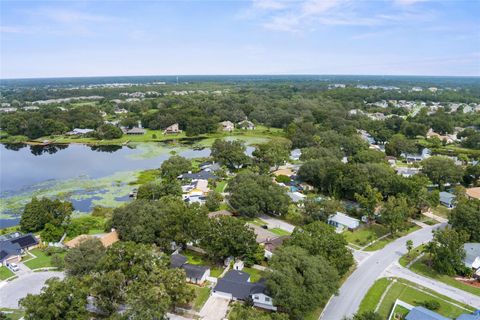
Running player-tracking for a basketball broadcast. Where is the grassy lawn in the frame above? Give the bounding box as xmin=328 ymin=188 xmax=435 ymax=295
xmin=364 ymin=224 xmax=421 ymax=251
xmin=343 ymin=224 xmax=389 ymax=248
xmin=360 ymin=278 xmax=475 ymax=319
xmin=377 ymin=278 xmax=475 ymax=319
xmin=358 ymin=278 xmax=392 ymax=313
xmin=431 ymin=206 xmax=450 ymax=219
xmin=190 ymin=285 xmax=211 ymax=311
xmin=0 ymin=266 xmax=14 ymax=280
xmin=304 ymin=307 xmax=324 ymax=320
xmin=215 ymin=181 xmax=228 ymax=193
xmin=399 ymin=244 xmax=425 ymax=268
xmin=0 ymin=308 xmax=23 ymax=320
xmin=87 ymin=228 xmax=106 ymax=235
xmin=243 ymin=267 xmax=263 ymax=282
xmin=410 ymin=255 xmax=480 ymax=296
xmin=23 ymin=248 xmax=65 ymax=270
xmin=269 ymin=228 xmax=291 ymax=236
xmin=182 ymin=250 xmax=224 ymax=278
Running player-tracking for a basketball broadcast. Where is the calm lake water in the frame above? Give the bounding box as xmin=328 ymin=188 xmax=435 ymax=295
xmin=0 ymin=141 xmax=260 ymax=228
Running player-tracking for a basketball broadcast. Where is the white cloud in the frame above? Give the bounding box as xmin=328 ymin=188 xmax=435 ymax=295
xmin=252 ymin=0 xmax=288 ymax=10
xmin=301 ymin=0 xmax=345 ymax=15
xmin=0 ymin=26 xmax=31 ymax=34
xmin=393 ymin=0 xmax=427 ymax=6
xmin=38 ymin=8 xmax=112 ymax=24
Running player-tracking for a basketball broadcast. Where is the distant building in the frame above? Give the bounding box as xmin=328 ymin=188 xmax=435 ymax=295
xmin=126 ymin=127 xmax=146 ymax=135
xmin=328 ymin=212 xmax=360 ymax=231
xmin=466 ymin=187 xmax=480 ymax=201
xmin=220 ymin=121 xmax=234 ymax=132
xmin=0 ymin=232 xmax=39 ymax=266
xmin=287 ymin=191 xmax=306 ymax=204
xmin=64 ymin=230 xmax=119 ymax=248
xmin=439 ymin=191 xmax=456 ymax=208
xmin=401 ymin=148 xmax=431 ymax=163
xmin=464 ymin=243 xmax=480 ymax=278
xmin=163 ymin=123 xmax=182 ymax=134
xmin=237 ymin=120 xmax=255 ymax=130
xmin=66 ymin=128 xmax=95 ymax=136
xmin=290 ymin=149 xmax=302 ymax=161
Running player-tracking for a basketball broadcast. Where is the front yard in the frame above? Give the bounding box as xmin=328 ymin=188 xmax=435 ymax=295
xmin=23 ymin=248 xmax=65 ymax=270
xmin=0 ymin=266 xmax=14 ymax=280
xmin=343 ymin=224 xmax=389 ymax=249
xmin=363 ymin=223 xmax=421 ymax=251
xmin=359 ymin=278 xmax=475 ymax=319
xmin=410 ymin=255 xmax=480 ymax=296
xmin=189 ymin=285 xmax=211 ymax=311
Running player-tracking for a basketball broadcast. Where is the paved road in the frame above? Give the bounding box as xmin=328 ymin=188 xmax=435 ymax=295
xmin=320 ymin=223 xmax=445 ymax=320
xmin=0 ymin=271 xmax=64 ymax=308
xmin=384 ymin=262 xmax=480 ymax=308
xmin=259 ymin=214 xmax=295 ymax=233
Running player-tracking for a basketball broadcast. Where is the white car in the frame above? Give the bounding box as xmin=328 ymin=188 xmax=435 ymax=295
xmin=7 ymin=263 xmax=19 ymax=272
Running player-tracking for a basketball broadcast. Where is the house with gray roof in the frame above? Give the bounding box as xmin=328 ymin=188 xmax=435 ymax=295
xmin=212 ymin=270 xmax=276 ymax=311
xmin=439 ymin=191 xmax=456 ymax=208
xmin=178 ymin=170 xmax=218 ymax=180
xmin=170 ymin=253 xmax=210 ymax=285
xmin=328 ymin=212 xmax=360 ymax=231
xmin=464 ymin=243 xmax=480 ymax=277
xmin=0 ymin=232 xmax=38 ymax=266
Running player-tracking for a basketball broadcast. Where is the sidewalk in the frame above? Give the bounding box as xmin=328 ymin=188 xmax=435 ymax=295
xmin=383 ymin=262 xmax=480 ymax=309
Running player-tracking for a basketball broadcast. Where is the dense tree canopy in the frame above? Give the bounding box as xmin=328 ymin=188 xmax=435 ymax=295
xmin=20 ymin=197 xmax=73 ymax=233
xmin=160 ymin=155 xmax=192 ymax=179
xmin=421 ymin=156 xmax=464 ymax=188
xmin=228 ymin=171 xmax=290 ymax=217
xmin=425 ymin=228 xmax=469 ymax=276
xmin=211 ymin=139 xmax=250 ymax=169
xmin=449 ymin=197 xmax=480 ymax=242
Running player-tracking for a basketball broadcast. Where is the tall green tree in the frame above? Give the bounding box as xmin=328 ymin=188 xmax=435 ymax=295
xmin=266 ymin=246 xmax=339 ymax=320
xmin=380 ymin=196 xmax=411 ymax=235
xmin=425 ymin=228 xmax=469 ymax=276
xmin=449 ymin=197 xmax=480 ymax=242
xmin=160 ymin=155 xmax=192 ymax=179
xmin=64 ymin=238 xmax=106 ymax=276
xmin=20 ymin=277 xmax=89 ymax=320
xmin=211 ymin=139 xmax=250 ymax=169
xmin=286 ymin=221 xmax=354 ymax=276
xmin=136 ymin=179 xmax=182 ymax=200
xmin=354 ymin=185 xmax=382 ymax=222
xmin=252 ymin=139 xmax=292 ymax=170
xmin=421 ymin=156 xmax=464 ymax=188
xmin=20 ymin=197 xmax=73 ymax=233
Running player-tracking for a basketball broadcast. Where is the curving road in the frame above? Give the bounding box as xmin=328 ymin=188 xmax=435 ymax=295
xmin=320 ymin=223 xmax=445 ymax=320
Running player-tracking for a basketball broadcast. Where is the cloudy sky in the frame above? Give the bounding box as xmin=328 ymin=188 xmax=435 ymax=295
xmin=1 ymin=0 xmax=479 ymax=78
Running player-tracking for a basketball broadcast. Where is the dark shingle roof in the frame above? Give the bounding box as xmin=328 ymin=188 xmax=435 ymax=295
xmin=11 ymin=234 xmax=38 ymax=249
xmin=170 ymin=254 xmax=188 ymax=268
xmin=183 ymin=264 xmax=209 ymax=279
xmin=0 ymin=241 xmax=21 ymax=262
xmin=213 ymin=270 xmax=267 ymax=300
xmin=180 ymin=171 xmax=218 ymax=180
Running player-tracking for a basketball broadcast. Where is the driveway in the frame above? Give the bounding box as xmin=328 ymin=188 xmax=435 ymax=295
xmin=0 ymin=271 xmax=64 ymax=308
xmin=320 ymin=223 xmax=445 ymax=320
xmin=247 ymin=223 xmax=279 ymax=243
xmin=384 ymin=262 xmax=480 ymax=309
xmin=199 ymin=295 xmax=230 ymax=320
xmin=258 ymin=214 xmax=295 ymax=233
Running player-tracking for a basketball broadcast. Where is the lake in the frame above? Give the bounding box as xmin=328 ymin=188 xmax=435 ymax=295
xmin=0 ymin=139 xmax=262 ymax=228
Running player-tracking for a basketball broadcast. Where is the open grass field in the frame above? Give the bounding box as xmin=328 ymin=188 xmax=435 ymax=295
xmin=343 ymin=224 xmax=389 ymax=248
xmin=410 ymin=255 xmax=480 ymax=296
xmin=364 ymin=224 xmax=421 ymax=251
xmin=269 ymin=228 xmax=291 ymax=236
xmin=359 ymin=278 xmax=475 ymax=319
xmin=23 ymin=248 xmax=65 ymax=270
xmin=0 ymin=266 xmax=15 ymax=280
xmin=190 ymin=285 xmax=211 ymax=311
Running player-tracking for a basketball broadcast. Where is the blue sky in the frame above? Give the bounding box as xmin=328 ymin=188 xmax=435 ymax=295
xmin=1 ymin=0 xmax=479 ymax=78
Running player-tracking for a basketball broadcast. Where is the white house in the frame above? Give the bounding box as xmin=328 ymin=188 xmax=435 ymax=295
xmin=464 ymin=243 xmax=480 ymax=277
xmin=220 ymin=121 xmax=234 ymax=132
xmin=66 ymin=128 xmax=95 ymax=136
xmin=328 ymin=212 xmax=360 ymax=231
xmin=237 ymin=120 xmax=255 ymax=130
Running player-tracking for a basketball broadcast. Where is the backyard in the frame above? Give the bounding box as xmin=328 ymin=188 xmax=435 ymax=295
xmin=359 ymin=277 xmax=475 ymax=319
xmin=183 ymin=249 xmax=224 ymax=278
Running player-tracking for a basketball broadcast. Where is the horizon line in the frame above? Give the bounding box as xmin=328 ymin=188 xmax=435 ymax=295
xmin=1 ymin=73 xmax=480 ymax=81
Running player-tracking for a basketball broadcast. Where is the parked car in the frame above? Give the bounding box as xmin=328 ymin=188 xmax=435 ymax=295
xmin=7 ymin=263 xmax=19 ymax=272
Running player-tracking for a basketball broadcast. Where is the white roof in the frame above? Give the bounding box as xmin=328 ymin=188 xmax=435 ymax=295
xmin=287 ymin=192 xmax=306 ymax=203
xmin=329 ymin=212 xmax=360 ymax=228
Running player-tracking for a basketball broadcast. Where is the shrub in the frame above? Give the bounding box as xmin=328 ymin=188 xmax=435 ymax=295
xmin=421 ymin=300 xmax=440 ymax=311
xmin=275 ymin=175 xmax=291 ymax=184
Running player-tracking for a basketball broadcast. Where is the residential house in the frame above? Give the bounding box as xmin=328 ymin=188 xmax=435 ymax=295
xmin=401 ymin=148 xmax=431 ymax=163
xmin=126 ymin=127 xmax=146 ymax=135
xmin=328 ymin=212 xmax=360 ymax=231
xmin=463 ymin=243 xmax=480 ymax=277
xmin=466 ymin=187 xmax=480 ymax=201
xmin=237 ymin=120 xmax=255 ymax=130
xmin=220 ymin=121 xmax=234 ymax=132
xmin=64 ymin=230 xmax=119 ymax=248
xmin=179 ymin=170 xmax=218 ymax=181
xmin=114 ymin=108 xmax=128 ymax=114
xmin=263 ymin=236 xmax=289 ymax=259
xmin=0 ymin=232 xmax=38 ymax=266
xmin=66 ymin=128 xmax=95 ymax=136
xmin=199 ymin=162 xmax=221 ymax=172
xmin=182 ymin=179 xmax=210 ymax=203
xmin=212 ymin=270 xmax=276 ymax=311
xmin=170 ymin=254 xmax=210 ymax=285
xmin=290 ymin=149 xmax=302 ymax=161
xmin=405 ymin=306 xmax=450 ymax=320
xmin=439 ymin=191 xmax=456 ymax=208
xmin=287 ymin=191 xmax=306 ymax=205
xmin=426 ymin=129 xmax=457 ymax=144
xmin=396 ymin=167 xmax=420 ymax=178
xmin=163 ymin=123 xmax=182 ymax=134
xmin=208 ymin=210 xmax=233 ymax=219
